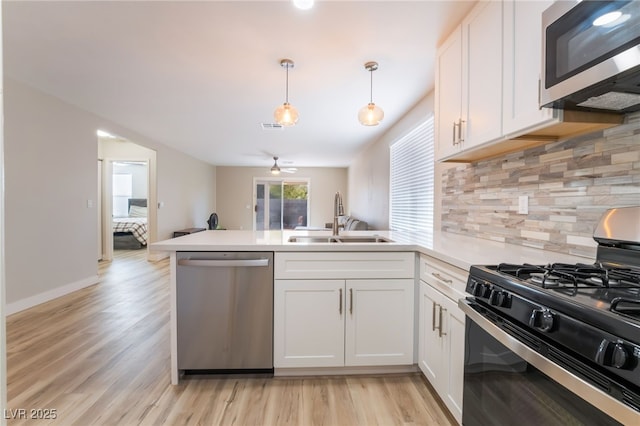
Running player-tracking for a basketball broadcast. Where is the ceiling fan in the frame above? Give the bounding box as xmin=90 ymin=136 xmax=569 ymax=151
xmin=270 ymin=156 xmax=297 ymax=175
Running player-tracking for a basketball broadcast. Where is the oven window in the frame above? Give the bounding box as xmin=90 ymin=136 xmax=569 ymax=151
xmin=463 ymin=320 xmax=621 ymax=426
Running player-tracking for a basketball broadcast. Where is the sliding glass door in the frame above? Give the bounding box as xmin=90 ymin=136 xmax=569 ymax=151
xmin=254 ymin=179 xmax=309 ymax=231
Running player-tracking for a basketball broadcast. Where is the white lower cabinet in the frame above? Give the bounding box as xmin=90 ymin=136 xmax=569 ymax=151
xmin=418 ymin=255 xmax=466 ymax=424
xmin=274 ymin=252 xmax=415 ymax=369
xmin=274 ymin=279 xmax=345 ymax=367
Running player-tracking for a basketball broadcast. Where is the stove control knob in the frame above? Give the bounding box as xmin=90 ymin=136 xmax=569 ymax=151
xmin=472 ymin=282 xmax=488 ymax=298
xmin=529 ymin=308 xmax=554 ymax=332
xmin=489 ymin=289 xmax=509 ymax=307
xmin=498 ymin=292 xmax=510 ymax=307
xmin=489 ymin=289 xmax=500 ymax=305
xmin=481 ymin=285 xmax=493 ymax=298
xmin=612 ymin=343 xmax=629 ymax=369
xmin=596 ymin=340 xmax=630 ymax=369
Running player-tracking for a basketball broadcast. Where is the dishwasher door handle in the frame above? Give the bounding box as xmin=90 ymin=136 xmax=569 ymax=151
xmin=177 ymin=258 xmax=270 ymax=267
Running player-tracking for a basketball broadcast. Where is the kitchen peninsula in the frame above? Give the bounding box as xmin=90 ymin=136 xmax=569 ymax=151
xmin=152 ymin=228 xmax=592 ymax=379
xmin=152 ymin=229 xmax=595 ymax=424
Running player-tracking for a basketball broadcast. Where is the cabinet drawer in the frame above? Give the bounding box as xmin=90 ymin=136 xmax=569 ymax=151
xmin=419 ymin=254 xmax=467 ymax=301
xmin=275 ymin=252 xmax=415 ymax=280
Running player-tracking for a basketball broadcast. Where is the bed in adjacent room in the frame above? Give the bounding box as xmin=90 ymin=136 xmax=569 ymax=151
xmin=113 ymin=198 xmax=148 ymax=249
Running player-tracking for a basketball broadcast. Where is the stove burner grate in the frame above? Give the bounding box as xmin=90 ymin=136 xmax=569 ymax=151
xmin=610 ymin=297 xmax=640 ymax=319
xmin=496 ymin=262 xmax=640 ymax=290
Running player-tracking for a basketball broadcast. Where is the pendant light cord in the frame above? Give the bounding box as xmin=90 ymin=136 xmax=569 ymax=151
xmin=369 ymin=69 xmax=373 ymax=103
xmin=285 ymin=64 xmax=290 ymax=103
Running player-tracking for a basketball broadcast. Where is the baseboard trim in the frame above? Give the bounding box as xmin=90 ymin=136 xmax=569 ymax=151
xmin=274 ymin=364 xmax=419 ymax=377
xmin=5 ymin=275 xmax=100 ymax=316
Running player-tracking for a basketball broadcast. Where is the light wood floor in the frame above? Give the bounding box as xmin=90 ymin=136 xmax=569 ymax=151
xmin=6 ymin=249 xmax=456 ymax=425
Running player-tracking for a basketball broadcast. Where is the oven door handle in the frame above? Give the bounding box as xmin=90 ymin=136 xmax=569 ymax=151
xmin=458 ymin=298 xmax=640 ymax=425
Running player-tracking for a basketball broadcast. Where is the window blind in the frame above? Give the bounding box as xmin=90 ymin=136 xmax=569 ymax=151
xmin=389 ymin=115 xmax=435 ymax=232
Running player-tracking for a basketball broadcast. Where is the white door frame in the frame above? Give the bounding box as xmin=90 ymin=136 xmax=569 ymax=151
xmin=101 ymin=156 xmax=157 ymax=261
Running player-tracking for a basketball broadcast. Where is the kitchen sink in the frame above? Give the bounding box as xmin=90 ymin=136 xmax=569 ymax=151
xmin=287 ymin=235 xmax=393 ymax=244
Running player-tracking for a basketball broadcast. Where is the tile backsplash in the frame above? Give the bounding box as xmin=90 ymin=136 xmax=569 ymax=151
xmin=441 ymin=113 xmax=640 ymax=258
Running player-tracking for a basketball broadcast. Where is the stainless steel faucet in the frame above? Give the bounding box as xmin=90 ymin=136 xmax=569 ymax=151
xmin=332 ymin=191 xmax=345 ymax=236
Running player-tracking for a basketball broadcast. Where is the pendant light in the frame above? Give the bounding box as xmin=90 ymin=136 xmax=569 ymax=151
xmin=271 ymin=157 xmax=281 ymax=175
xmin=358 ymin=61 xmax=384 ymax=126
xmin=274 ymin=59 xmax=299 ymax=126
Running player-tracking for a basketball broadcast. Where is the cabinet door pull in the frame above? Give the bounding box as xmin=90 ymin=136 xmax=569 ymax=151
xmin=439 ymin=306 xmax=448 ymax=338
xmin=459 ymin=119 xmax=465 ymax=143
xmin=452 ymin=121 xmax=457 ymax=145
xmin=432 ymin=301 xmax=437 ymax=331
xmin=432 ymin=272 xmax=453 ymax=284
xmin=339 ymin=288 xmax=343 ymax=315
xmin=349 ymin=288 xmax=353 ymax=315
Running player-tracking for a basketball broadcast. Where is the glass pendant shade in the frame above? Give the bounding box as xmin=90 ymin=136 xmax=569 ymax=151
xmin=274 ymin=59 xmax=298 ymax=126
xmin=358 ymin=102 xmax=384 ymax=126
xmin=274 ymin=102 xmax=299 ymax=127
xmin=359 ymin=61 xmax=383 ymax=126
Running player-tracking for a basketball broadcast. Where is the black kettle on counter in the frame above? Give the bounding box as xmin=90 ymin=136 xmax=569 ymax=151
xmin=207 ymin=213 xmax=219 ymax=230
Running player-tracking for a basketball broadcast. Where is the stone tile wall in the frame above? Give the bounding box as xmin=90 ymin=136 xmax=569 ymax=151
xmin=441 ymin=113 xmax=640 ymax=258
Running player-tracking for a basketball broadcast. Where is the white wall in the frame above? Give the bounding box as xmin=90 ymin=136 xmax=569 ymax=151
xmin=216 ymin=167 xmax=348 ymax=230
xmin=4 ymin=77 xmax=216 ymax=312
xmin=0 ymin=2 xmax=7 ymax=419
xmin=349 ymin=93 xmax=442 ymax=230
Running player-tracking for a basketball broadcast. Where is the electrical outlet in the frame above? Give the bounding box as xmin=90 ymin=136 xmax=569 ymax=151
xmin=518 ymin=195 xmax=529 ymax=215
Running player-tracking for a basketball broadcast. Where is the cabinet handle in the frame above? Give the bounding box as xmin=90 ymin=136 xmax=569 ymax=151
xmin=452 ymin=121 xmax=457 ymax=145
xmin=349 ymin=288 xmax=353 ymax=315
xmin=537 ymin=78 xmax=541 ymax=110
xmin=438 ymin=306 xmax=448 ymax=338
xmin=458 ymin=119 xmax=465 ymax=143
xmin=432 ymin=272 xmax=453 ymax=284
xmin=339 ymin=288 xmax=343 ymax=315
xmin=432 ymin=301 xmax=437 ymax=331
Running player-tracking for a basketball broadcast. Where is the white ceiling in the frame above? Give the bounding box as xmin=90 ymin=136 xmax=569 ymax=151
xmin=3 ymin=0 xmax=475 ymax=168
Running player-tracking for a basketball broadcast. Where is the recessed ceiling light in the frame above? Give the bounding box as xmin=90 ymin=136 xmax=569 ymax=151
xmin=96 ymin=129 xmax=116 ymax=138
xmin=292 ymin=0 xmax=314 ymax=11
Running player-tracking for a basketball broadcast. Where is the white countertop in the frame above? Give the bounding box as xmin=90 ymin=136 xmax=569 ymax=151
xmin=151 ymin=229 xmax=595 ymax=271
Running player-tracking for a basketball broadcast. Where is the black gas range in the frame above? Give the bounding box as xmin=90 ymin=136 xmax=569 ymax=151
xmin=460 ymin=206 xmax=640 ymax=425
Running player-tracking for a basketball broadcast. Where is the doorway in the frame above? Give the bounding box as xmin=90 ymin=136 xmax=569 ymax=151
xmin=98 ymin=132 xmax=157 ymax=262
xmin=254 ymin=178 xmax=309 ymax=231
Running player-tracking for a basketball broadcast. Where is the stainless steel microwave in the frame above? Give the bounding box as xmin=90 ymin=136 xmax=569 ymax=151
xmin=540 ymin=0 xmax=640 ymax=113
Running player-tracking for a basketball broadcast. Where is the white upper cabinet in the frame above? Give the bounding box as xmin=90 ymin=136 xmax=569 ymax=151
xmin=436 ymin=0 xmax=503 ymax=161
xmin=502 ymin=0 xmax=554 ymax=135
xmin=462 ymin=0 xmax=503 ymax=148
xmin=435 ymin=0 xmax=621 ymax=163
xmin=435 ymin=26 xmax=463 ymax=160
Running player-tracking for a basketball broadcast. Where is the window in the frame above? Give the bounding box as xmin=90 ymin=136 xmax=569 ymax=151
xmin=113 ymin=173 xmax=133 ymax=217
xmin=389 ymin=115 xmax=435 ymax=231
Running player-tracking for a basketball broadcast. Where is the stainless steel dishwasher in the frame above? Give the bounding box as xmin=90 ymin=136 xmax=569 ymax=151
xmin=176 ymin=251 xmax=273 ymax=374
